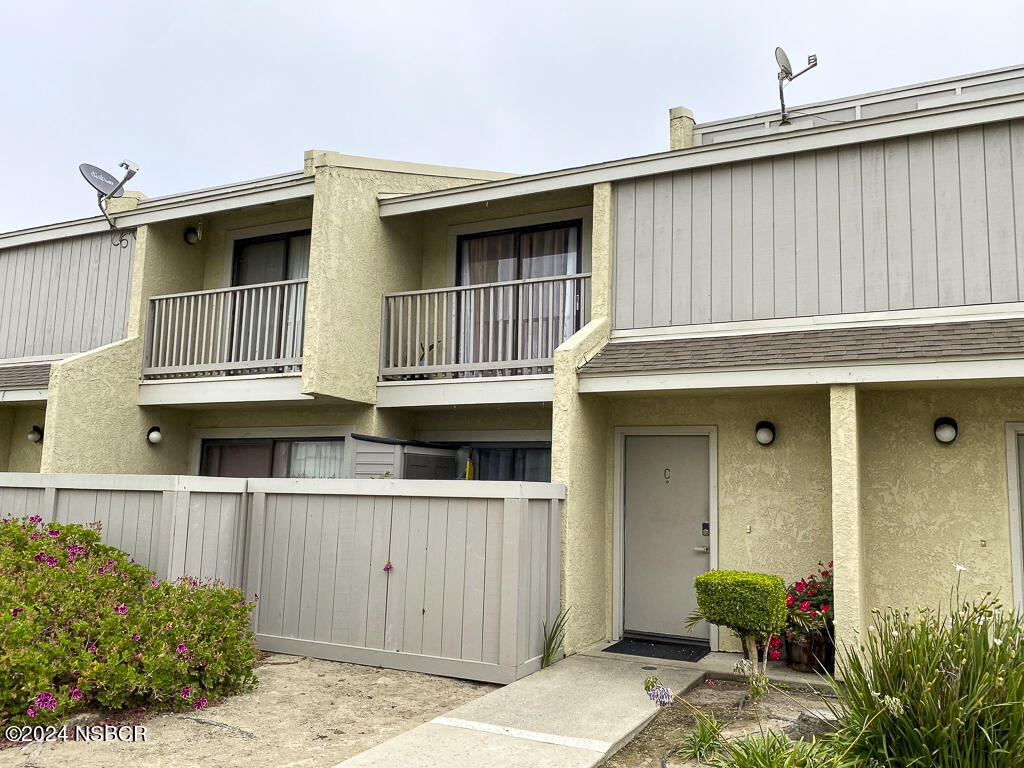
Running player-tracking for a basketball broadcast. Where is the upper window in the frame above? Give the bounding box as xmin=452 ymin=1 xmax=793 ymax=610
xmin=232 ymin=229 xmax=311 ymax=286
xmin=457 ymin=220 xmax=581 ymax=286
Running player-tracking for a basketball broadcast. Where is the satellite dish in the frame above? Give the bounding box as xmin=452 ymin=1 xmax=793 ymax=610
xmin=775 ymin=47 xmax=793 ymax=80
xmin=78 ymin=159 xmax=139 ymax=237
xmin=774 ymin=47 xmax=818 ymax=124
xmin=79 ymin=163 xmax=125 ymax=198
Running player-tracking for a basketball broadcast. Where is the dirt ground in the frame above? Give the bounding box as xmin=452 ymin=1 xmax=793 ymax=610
xmin=0 ymin=654 xmax=496 ymax=768
xmin=604 ymin=679 xmax=832 ymax=768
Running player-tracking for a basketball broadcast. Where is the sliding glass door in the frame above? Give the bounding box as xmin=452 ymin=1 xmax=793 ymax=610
xmin=456 ymin=220 xmax=581 ymax=374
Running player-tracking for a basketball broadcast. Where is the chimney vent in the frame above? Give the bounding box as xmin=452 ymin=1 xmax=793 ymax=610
xmin=669 ymin=106 xmax=695 ymax=150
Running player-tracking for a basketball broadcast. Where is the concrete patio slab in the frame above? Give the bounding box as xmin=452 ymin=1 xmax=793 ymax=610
xmin=334 ymin=653 xmax=703 ymax=767
xmin=581 ymin=643 xmax=833 ymax=692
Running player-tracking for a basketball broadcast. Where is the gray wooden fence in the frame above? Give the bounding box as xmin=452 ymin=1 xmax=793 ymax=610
xmin=0 ymin=473 xmax=564 ymax=684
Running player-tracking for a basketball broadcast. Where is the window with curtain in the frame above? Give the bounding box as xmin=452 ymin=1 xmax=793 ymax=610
xmin=456 ymin=221 xmax=582 ymax=373
xmin=229 ymin=229 xmax=311 ymax=367
xmin=200 ymin=437 xmax=345 ymax=479
xmin=464 ymin=443 xmax=552 ymax=482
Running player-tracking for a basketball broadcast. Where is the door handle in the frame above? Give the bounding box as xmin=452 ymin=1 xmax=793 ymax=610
xmin=693 ymin=546 xmax=710 ymax=554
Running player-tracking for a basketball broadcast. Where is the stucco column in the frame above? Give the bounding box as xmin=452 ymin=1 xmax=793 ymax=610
xmin=829 ymin=384 xmax=867 ymax=660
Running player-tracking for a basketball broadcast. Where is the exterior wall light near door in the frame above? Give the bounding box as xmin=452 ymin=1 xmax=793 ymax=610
xmin=147 ymin=426 xmax=163 ymax=445
xmin=755 ymin=421 xmax=776 ymax=446
xmin=183 ymin=225 xmax=202 ymax=245
xmin=934 ymin=417 xmax=958 ymax=444
xmin=26 ymin=425 xmax=44 ymax=443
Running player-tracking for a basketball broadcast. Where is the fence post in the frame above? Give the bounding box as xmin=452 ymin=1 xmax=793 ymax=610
xmin=41 ymin=484 xmax=58 ymax=524
xmin=546 ymin=498 xmax=562 ymax=631
xmin=245 ymin=491 xmax=267 ymax=633
xmin=165 ymin=490 xmax=191 ymax=581
xmin=498 ymin=498 xmax=528 ymax=673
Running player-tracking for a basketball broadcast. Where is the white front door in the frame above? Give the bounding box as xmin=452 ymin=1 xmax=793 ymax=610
xmin=623 ymin=434 xmax=712 ymax=640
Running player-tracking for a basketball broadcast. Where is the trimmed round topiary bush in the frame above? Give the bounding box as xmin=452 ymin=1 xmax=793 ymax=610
xmin=0 ymin=515 xmax=259 ymax=726
xmin=693 ymin=569 xmax=787 ymax=659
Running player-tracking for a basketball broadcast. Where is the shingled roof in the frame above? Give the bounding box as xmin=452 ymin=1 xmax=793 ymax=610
xmin=580 ymin=317 xmax=1024 ymax=375
xmin=0 ymin=363 xmax=51 ymax=390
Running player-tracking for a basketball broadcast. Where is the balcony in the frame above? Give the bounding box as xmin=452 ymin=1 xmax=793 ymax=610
xmin=379 ymin=273 xmax=591 ymax=383
xmin=142 ymin=279 xmax=307 ymax=385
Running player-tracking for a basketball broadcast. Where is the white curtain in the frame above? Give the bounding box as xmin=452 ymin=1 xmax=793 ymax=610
xmin=287 ymin=440 xmax=345 ymax=479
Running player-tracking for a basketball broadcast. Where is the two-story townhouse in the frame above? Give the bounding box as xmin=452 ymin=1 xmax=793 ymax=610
xmin=4 ymin=62 xmax=1024 ymax=665
xmin=374 ymin=63 xmax=1024 ymax=656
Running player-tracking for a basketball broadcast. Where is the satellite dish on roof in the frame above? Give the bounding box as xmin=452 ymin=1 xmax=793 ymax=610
xmin=775 ymin=47 xmax=793 ymax=79
xmin=774 ymin=47 xmax=818 ymax=125
xmin=78 ymin=159 xmax=139 ymax=242
xmin=79 ymin=163 xmax=126 ymax=198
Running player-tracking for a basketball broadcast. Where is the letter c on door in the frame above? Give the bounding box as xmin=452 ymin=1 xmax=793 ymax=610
xmin=664 ymin=467 xmax=671 ymax=483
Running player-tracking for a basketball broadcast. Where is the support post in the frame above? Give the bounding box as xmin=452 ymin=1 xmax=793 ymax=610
xmin=829 ymin=384 xmax=867 ymax=665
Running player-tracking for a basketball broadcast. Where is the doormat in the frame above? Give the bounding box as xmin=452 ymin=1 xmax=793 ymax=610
xmin=603 ymin=637 xmax=710 ymax=663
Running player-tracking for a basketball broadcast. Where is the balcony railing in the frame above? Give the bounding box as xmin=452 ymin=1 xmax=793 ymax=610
xmin=380 ymin=273 xmax=591 ymax=380
xmin=142 ymin=279 xmax=307 ymax=380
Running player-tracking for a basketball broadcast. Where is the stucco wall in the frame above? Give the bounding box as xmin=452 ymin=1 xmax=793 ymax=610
xmin=0 ymin=406 xmax=45 ymax=472
xmin=551 ymin=318 xmax=612 ymax=653
xmin=859 ymin=384 xmax=1023 ymax=614
xmin=198 ymin=199 xmax=315 ymax=290
xmin=303 ymin=158 xmax=507 ymax=405
xmin=40 ymin=338 xmax=191 ymax=474
xmin=419 ymin=187 xmax=594 ymax=291
xmin=412 ymin=405 xmax=552 ymax=435
xmin=606 ymin=388 xmax=834 ymax=594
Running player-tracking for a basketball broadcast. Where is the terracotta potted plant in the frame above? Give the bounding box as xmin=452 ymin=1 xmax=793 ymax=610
xmin=783 ymin=561 xmax=835 ymax=674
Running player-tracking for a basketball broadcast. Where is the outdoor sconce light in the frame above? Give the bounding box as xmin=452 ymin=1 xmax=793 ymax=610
xmin=183 ymin=225 xmax=201 ymax=245
xmin=26 ymin=425 xmax=43 ymax=443
xmin=147 ymin=426 xmax=162 ymax=445
xmin=934 ymin=417 xmax=958 ymax=444
xmin=755 ymin=421 xmax=776 ymax=446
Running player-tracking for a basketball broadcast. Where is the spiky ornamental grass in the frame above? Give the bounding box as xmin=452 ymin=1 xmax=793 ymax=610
xmin=831 ymin=570 xmax=1024 ymax=767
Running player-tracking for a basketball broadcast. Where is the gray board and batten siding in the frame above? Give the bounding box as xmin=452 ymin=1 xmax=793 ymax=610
xmin=613 ymin=120 xmax=1024 ymax=330
xmin=0 ymin=473 xmax=563 ymax=684
xmin=0 ymin=230 xmax=136 ymax=359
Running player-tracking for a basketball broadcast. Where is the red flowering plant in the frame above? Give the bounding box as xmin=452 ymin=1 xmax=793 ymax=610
xmin=784 ymin=560 xmax=834 ymax=645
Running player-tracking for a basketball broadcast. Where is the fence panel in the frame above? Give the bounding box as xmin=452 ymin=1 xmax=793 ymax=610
xmin=0 ymin=473 xmax=564 ymax=684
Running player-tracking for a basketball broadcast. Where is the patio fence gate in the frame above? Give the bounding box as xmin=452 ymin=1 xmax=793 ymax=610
xmin=0 ymin=473 xmax=563 ymax=684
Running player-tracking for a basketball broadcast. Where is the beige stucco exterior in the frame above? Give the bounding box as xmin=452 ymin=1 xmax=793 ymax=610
xmin=10 ymin=141 xmax=1024 ymax=669
xmin=302 ymin=151 xmax=517 ymax=405
xmin=0 ymin=405 xmax=45 ymax=472
xmin=859 ymin=384 xmax=1021 ymax=615
xmin=419 ymin=187 xmax=594 ymax=292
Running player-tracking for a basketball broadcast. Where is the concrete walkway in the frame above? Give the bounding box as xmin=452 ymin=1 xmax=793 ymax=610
xmin=334 ymin=654 xmax=703 ymax=767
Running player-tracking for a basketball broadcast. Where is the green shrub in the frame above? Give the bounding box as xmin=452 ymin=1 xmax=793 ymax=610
xmin=0 ymin=515 xmax=259 ymax=726
xmin=710 ymin=731 xmax=848 ymax=768
xmin=830 ymin=581 xmax=1024 ymax=767
xmin=694 ymin=570 xmax=787 ymax=640
xmin=677 ymin=710 xmax=722 ymax=763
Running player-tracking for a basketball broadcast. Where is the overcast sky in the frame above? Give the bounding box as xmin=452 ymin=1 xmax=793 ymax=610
xmin=2 ymin=0 xmax=1022 ymax=231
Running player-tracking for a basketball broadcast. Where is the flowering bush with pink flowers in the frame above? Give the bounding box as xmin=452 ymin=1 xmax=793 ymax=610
xmin=784 ymin=560 xmax=834 ymax=644
xmin=0 ymin=515 xmax=258 ymax=727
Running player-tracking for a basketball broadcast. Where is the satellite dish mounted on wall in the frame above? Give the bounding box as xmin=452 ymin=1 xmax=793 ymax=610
xmin=79 ymin=159 xmax=139 ymax=246
xmin=775 ymin=46 xmax=818 ymax=125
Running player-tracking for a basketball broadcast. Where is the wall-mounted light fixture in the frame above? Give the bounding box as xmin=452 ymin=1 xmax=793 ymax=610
xmin=26 ymin=425 xmax=44 ymax=443
xmin=147 ymin=426 xmax=163 ymax=445
xmin=183 ymin=225 xmax=202 ymax=245
xmin=755 ymin=420 xmax=776 ymax=446
xmin=934 ymin=417 xmax=958 ymax=444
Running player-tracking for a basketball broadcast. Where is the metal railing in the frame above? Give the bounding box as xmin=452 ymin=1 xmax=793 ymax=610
xmin=380 ymin=273 xmax=591 ymax=380
xmin=143 ymin=279 xmax=307 ymax=380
